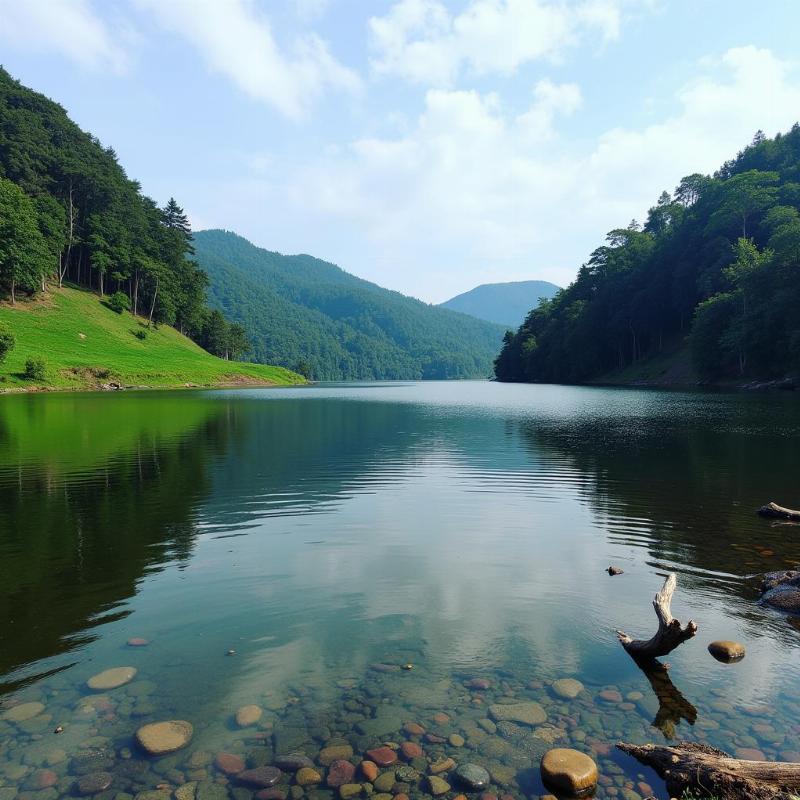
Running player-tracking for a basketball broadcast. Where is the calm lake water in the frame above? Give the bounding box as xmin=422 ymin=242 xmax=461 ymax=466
xmin=2 ymin=381 xmax=800 ymax=800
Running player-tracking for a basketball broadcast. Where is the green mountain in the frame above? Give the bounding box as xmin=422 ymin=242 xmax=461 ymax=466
xmin=495 ymin=126 xmax=800 ymax=386
xmin=439 ymin=280 xmax=561 ymax=327
xmin=193 ymin=230 xmax=506 ymax=381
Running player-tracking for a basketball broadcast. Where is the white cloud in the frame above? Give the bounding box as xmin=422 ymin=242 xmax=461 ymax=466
xmin=282 ymin=46 xmax=800 ymax=300
xmin=136 ymin=0 xmax=361 ymax=120
xmin=369 ymin=0 xmax=627 ymax=86
xmin=0 ymin=0 xmax=126 ymax=72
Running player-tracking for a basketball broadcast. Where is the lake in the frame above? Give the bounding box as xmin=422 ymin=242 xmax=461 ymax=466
xmin=1 ymin=381 xmax=800 ymax=800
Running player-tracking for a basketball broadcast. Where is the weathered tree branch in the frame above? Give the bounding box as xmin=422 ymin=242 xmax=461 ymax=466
xmin=616 ymin=573 xmax=697 ymax=659
xmin=617 ymin=741 xmax=800 ymax=800
xmin=759 ymin=502 xmax=800 ymax=521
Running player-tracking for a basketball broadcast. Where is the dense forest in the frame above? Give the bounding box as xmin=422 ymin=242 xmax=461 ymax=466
xmin=495 ymin=127 xmax=800 ymax=385
xmin=0 ymin=68 xmax=246 ymax=360
xmin=194 ymin=230 xmax=506 ymax=380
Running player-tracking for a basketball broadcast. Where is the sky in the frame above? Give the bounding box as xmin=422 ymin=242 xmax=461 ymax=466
xmin=1 ymin=1 xmax=800 ymax=303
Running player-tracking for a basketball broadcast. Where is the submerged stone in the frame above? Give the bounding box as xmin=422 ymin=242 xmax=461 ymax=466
xmin=76 ymin=772 xmax=113 ymax=796
xmin=453 ymin=764 xmax=490 ymax=790
xmin=488 ymin=703 xmax=546 ymax=727
xmin=708 ymin=640 xmax=746 ymax=662
xmin=426 ymin=776 xmax=450 ymax=796
xmin=238 ymin=767 xmax=282 ymax=788
xmin=551 ymin=679 xmax=583 ymax=699
xmin=87 ymin=667 xmax=137 ymax=691
xmin=2 ymin=702 xmax=45 ymax=722
xmin=540 ymin=749 xmax=597 ymax=795
xmin=274 ymin=755 xmax=313 ymax=772
xmin=235 ymin=705 xmax=263 ymax=727
xmin=135 ymin=721 xmax=193 ymax=755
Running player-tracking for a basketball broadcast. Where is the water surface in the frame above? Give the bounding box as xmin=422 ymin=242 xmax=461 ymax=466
xmin=2 ymin=382 xmax=800 ymax=800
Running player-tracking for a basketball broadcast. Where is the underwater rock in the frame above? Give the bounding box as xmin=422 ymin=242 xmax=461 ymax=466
xmin=2 ymin=703 xmax=45 ymax=722
xmin=237 ymin=767 xmax=282 ymax=788
xmin=326 ymin=761 xmax=356 ymax=788
xmin=453 ymin=764 xmax=490 ymax=790
xmin=551 ymin=679 xmax=583 ymax=699
xmin=135 ymin=721 xmax=193 ymax=755
xmin=488 ymin=703 xmax=546 ymax=727
xmin=87 ymin=668 xmax=137 ymax=691
xmin=235 ymin=705 xmax=263 ymax=727
xmin=540 ymin=749 xmax=598 ymax=795
xmin=75 ymin=772 xmax=114 ymax=796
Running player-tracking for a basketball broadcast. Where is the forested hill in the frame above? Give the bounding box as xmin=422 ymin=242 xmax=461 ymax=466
xmin=0 ymin=68 xmax=248 ymax=362
xmin=193 ymin=230 xmax=506 ymax=380
xmin=495 ymin=126 xmax=800 ymax=386
xmin=440 ymin=280 xmax=561 ymax=327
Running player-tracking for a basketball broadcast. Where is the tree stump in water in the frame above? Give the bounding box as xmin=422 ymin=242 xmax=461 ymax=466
xmin=758 ymin=502 xmax=800 ymax=521
xmin=616 ymin=573 xmax=697 ymax=659
xmin=617 ymin=741 xmax=800 ymax=800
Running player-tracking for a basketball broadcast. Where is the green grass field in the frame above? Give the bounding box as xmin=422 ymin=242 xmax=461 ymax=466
xmin=0 ymin=286 xmax=305 ymax=391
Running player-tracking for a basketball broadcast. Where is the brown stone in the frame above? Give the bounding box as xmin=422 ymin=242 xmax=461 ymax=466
xmin=400 ymin=742 xmax=422 ymax=760
xmin=597 ymin=690 xmax=622 ymax=703
xmin=235 ymin=705 xmax=263 ymax=727
xmin=87 ymin=667 xmax=137 ymax=690
xmin=31 ymin=770 xmax=58 ymax=789
xmin=127 ymin=638 xmax=149 ymax=647
xmin=135 ymin=720 xmax=193 ymax=755
xmin=327 ymin=760 xmax=356 ymax=787
xmin=319 ymin=745 xmax=354 ymax=766
xmin=215 ymin=754 xmax=245 ymax=775
xmin=255 ymin=790 xmax=286 ymax=800
xmin=403 ymin=722 xmax=425 ymax=736
xmin=540 ymin=749 xmax=598 ymax=795
xmin=296 ymin=767 xmax=322 ymax=786
xmin=735 ymin=748 xmax=766 ymax=761
xmin=365 ymin=747 xmax=396 ymax=767
xmin=708 ymin=640 xmax=746 ymax=662
xmin=432 ymin=713 xmax=450 ymax=725
xmin=429 ymin=757 xmax=456 ymax=775
xmin=425 ymin=734 xmax=445 ymax=744
xmin=466 ymin=679 xmax=491 ymax=690
xmin=360 ymin=761 xmax=378 ymax=782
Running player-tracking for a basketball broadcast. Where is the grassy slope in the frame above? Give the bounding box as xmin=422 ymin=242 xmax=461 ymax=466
xmin=0 ymin=286 xmax=304 ymax=391
xmin=593 ymin=338 xmax=700 ymax=387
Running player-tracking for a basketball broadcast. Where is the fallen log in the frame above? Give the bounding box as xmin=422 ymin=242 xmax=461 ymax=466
xmin=759 ymin=502 xmax=800 ymax=521
xmin=617 ymin=741 xmax=800 ymax=800
xmin=616 ymin=573 xmax=697 ymax=659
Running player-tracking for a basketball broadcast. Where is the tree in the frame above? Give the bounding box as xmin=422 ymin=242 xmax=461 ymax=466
xmin=708 ymin=170 xmax=779 ymax=239
xmin=0 ymin=178 xmax=50 ymax=303
xmin=227 ymin=323 xmax=250 ymax=360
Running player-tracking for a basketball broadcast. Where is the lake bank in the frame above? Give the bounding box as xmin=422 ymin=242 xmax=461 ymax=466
xmin=0 ymin=287 xmax=305 ymax=392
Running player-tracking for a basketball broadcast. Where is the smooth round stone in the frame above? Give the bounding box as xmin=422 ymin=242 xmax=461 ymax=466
xmin=2 ymin=702 xmax=45 ymax=722
xmin=708 ymin=640 xmax=745 ymax=662
xmin=256 ymin=791 xmax=287 ymax=800
xmin=339 ymin=785 xmax=362 ymax=800
xmin=127 ymin=638 xmax=149 ymax=647
xmin=400 ymin=742 xmax=422 ymax=760
xmin=429 ymin=757 xmax=456 ymax=775
xmin=296 ymin=767 xmax=322 ymax=786
xmin=319 ymin=745 xmax=354 ymax=766
xmin=488 ymin=702 xmax=546 ymax=726
xmin=540 ymin=749 xmax=598 ymax=795
xmin=448 ymin=734 xmax=465 ymax=748
xmin=135 ymin=720 xmax=193 ymax=755
xmin=238 ymin=767 xmax=282 ymax=788
xmin=427 ymin=776 xmax=450 ymax=796
xmin=735 ymin=748 xmax=766 ymax=761
xmin=403 ymin=722 xmax=425 ymax=736
xmin=366 ymin=747 xmax=397 ymax=767
xmin=453 ymin=764 xmax=490 ymax=790
xmin=327 ymin=760 xmax=356 ymax=788
xmin=466 ymin=679 xmax=491 ymax=690
xmin=275 ymin=755 xmax=314 ymax=771
xmin=87 ymin=667 xmax=137 ymax=691
xmin=215 ymin=754 xmax=245 ymax=775
xmin=597 ymin=690 xmax=622 ymax=703
xmin=395 ymin=766 xmax=420 ymax=783
xmin=360 ymin=761 xmax=378 ymax=782
xmin=76 ymin=772 xmax=113 ymax=795
xmin=551 ymin=679 xmax=584 ymax=700
xmin=235 ymin=705 xmax=263 ymax=727
xmin=29 ymin=770 xmax=58 ymax=790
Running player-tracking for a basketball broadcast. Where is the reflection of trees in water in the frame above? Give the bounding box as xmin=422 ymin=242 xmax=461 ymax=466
xmin=517 ymin=408 xmax=800 ymax=597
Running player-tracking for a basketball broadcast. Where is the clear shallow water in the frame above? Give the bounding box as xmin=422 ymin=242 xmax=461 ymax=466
xmin=1 ymin=381 xmax=800 ymax=800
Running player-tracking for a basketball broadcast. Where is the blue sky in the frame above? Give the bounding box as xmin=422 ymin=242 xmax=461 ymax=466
xmin=1 ymin=1 xmax=799 ymax=302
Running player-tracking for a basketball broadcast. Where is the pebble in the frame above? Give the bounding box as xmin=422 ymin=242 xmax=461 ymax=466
xmin=235 ymin=705 xmax=263 ymax=727
xmin=426 ymin=776 xmax=450 ymax=796
xmin=466 ymin=679 xmax=491 ymax=690
xmin=432 ymin=713 xmax=450 ymax=724
xmin=429 ymin=758 xmax=456 ymax=775
xmin=127 ymin=638 xmax=149 ymax=647
xmin=448 ymin=734 xmax=465 ymax=747
xmin=735 ymin=748 xmax=766 ymax=761
xmin=274 ymin=754 xmax=313 ymax=771
xmin=540 ymin=749 xmax=598 ymax=795
xmin=76 ymin=772 xmax=113 ymax=795
xmin=319 ymin=745 xmax=354 ymax=766
xmin=2 ymin=702 xmax=45 ymax=722
xmin=135 ymin=720 xmax=193 ymax=755
xmin=327 ymin=760 xmax=356 ymax=788
xmin=238 ymin=767 xmax=282 ymax=788
xmin=215 ymin=754 xmax=245 ymax=775
xmin=365 ymin=747 xmax=397 ymax=767
xmin=400 ymin=742 xmax=422 ymax=760
xmin=87 ymin=667 xmax=137 ymax=690
xmin=488 ymin=702 xmax=547 ymax=726
xmin=256 ymin=790 xmax=287 ymax=800
xmin=296 ymin=768 xmax=322 ymax=786
xmin=453 ymin=764 xmax=490 ymax=790
xmin=403 ymin=722 xmax=425 ymax=736
xmin=708 ymin=640 xmax=746 ymax=662
xmin=360 ymin=761 xmax=378 ymax=782
xmin=339 ymin=784 xmax=362 ymax=799
xmin=175 ymin=782 xmax=197 ymax=800
xmin=551 ymin=679 xmax=584 ymax=699
xmin=598 ymin=690 xmax=623 ymax=703
xmin=29 ymin=770 xmax=58 ymax=790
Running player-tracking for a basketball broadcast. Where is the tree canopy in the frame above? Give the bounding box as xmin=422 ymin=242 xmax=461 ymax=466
xmin=495 ymin=127 xmax=800 ymax=384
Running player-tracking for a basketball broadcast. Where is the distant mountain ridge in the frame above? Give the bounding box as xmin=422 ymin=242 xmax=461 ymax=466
xmin=193 ymin=230 xmax=506 ymax=381
xmin=439 ymin=280 xmax=561 ymax=327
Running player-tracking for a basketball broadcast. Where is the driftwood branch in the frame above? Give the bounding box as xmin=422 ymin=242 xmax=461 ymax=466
xmin=617 ymin=741 xmax=800 ymax=800
xmin=616 ymin=573 xmax=697 ymax=659
xmin=759 ymin=502 xmax=800 ymax=521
